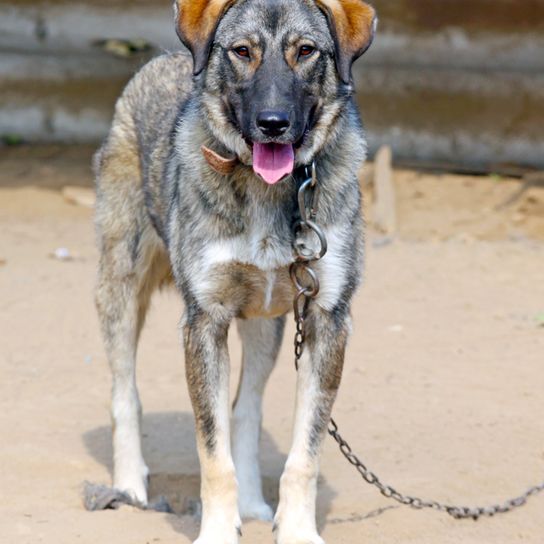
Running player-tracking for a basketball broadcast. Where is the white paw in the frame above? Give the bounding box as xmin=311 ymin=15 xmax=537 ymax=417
xmin=274 ymin=513 xmax=324 ymax=544
xmin=114 ymin=462 xmax=149 ymax=505
xmin=275 ymin=532 xmax=325 ymax=544
xmin=193 ymin=524 xmax=241 ymax=544
xmin=193 ymin=536 xmax=238 ymax=544
xmin=239 ymin=499 xmax=274 ymax=521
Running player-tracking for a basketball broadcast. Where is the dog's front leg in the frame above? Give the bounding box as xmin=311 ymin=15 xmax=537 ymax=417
xmin=183 ymin=307 xmax=241 ymax=544
xmin=274 ymin=306 xmax=350 ymax=544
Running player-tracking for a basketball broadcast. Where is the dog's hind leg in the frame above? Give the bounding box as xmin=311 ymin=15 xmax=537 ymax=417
xmin=232 ymin=317 xmax=285 ymax=521
xmin=95 ymin=143 xmax=171 ymax=505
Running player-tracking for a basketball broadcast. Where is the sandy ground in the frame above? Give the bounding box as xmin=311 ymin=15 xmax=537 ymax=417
xmin=1 ymin=146 xmax=543 ymax=544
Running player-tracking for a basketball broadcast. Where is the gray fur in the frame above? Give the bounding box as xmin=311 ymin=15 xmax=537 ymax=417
xmin=94 ymin=1 xmax=370 ymax=542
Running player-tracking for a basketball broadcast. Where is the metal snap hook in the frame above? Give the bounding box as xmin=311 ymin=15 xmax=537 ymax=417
xmin=293 ymin=220 xmax=328 ymax=261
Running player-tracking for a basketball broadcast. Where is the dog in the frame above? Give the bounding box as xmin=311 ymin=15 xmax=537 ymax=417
xmin=94 ymin=1 xmax=376 ymax=542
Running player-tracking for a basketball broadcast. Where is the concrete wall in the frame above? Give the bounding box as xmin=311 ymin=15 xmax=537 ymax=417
xmin=361 ymin=0 xmax=544 ymax=169
xmin=1 ymin=0 xmax=543 ymax=169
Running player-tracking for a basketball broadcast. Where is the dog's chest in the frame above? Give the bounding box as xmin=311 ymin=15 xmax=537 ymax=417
xmin=186 ymin=216 xmax=353 ymax=318
xmin=188 ymin=220 xmax=296 ymax=318
xmin=184 ymin=197 xmax=353 ymax=318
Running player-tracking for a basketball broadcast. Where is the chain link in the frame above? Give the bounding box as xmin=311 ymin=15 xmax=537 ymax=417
xmin=327 ymin=418 xmax=544 ymax=520
xmin=290 ymin=163 xmax=544 ymax=522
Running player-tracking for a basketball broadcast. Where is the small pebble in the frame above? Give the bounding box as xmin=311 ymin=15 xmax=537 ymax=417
xmin=51 ymin=247 xmax=73 ymax=261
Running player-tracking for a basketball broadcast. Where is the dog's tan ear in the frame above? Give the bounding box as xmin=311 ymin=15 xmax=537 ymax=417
xmin=174 ymin=0 xmax=236 ymax=75
xmin=315 ymin=0 xmax=377 ymax=84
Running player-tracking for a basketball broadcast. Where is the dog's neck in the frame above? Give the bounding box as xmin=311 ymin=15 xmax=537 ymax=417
xmin=187 ymin=98 xmax=366 ymax=224
xmin=201 ymin=145 xmax=239 ymax=175
xmin=201 ymin=145 xmax=312 ymax=186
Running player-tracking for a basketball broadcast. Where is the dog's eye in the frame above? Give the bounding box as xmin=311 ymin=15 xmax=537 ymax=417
xmin=233 ymin=46 xmax=250 ymax=59
xmin=299 ymin=45 xmax=315 ymax=58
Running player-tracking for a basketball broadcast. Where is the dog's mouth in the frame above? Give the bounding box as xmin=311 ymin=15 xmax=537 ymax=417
xmin=237 ymin=105 xmax=318 ymax=185
xmin=252 ymin=143 xmax=295 ymax=185
xmin=250 ymin=126 xmax=311 ymax=185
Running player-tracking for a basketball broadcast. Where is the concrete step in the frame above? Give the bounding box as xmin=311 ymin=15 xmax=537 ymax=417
xmin=357 ymin=66 xmax=544 ymax=169
xmin=1 ymin=0 xmax=543 ymax=168
xmin=0 ymin=1 xmax=178 ymax=55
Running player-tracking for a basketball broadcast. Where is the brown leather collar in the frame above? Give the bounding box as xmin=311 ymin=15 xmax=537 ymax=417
xmin=201 ymin=145 xmax=239 ymax=175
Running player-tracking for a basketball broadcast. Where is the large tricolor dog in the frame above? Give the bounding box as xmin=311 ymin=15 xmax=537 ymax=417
xmin=94 ymin=0 xmax=376 ymax=542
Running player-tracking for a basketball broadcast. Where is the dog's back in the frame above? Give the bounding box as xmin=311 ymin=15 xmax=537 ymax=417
xmin=93 ymin=54 xmax=196 ymax=347
xmin=93 ymin=53 xmax=193 ymax=278
xmin=94 ymin=52 xmax=193 ymax=214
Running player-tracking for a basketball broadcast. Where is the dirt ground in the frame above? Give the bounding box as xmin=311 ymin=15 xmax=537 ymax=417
xmin=1 ymin=146 xmax=543 ymax=544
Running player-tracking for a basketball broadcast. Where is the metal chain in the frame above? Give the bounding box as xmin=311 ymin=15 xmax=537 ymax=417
xmin=327 ymin=417 xmax=544 ymax=520
xmin=290 ymin=163 xmax=544 ymax=521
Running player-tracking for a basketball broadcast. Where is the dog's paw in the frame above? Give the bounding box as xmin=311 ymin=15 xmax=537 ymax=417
xmin=193 ymin=522 xmax=242 ymax=544
xmin=273 ymin=513 xmax=324 ymax=544
xmin=113 ymin=462 xmax=149 ymax=506
xmin=239 ymin=499 xmax=274 ymax=521
xmin=274 ymin=532 xmax=325 ymax=544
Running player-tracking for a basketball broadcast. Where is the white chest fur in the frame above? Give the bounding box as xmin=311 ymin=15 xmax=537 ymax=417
xmin=200 ymin=231 xmax=293 ymax=272
xmin=189 ymin=222 xmax=351 ymax=315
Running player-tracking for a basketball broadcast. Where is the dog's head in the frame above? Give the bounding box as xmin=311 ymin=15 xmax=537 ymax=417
xmin=174 ymin=0 xmax=377 ymax=184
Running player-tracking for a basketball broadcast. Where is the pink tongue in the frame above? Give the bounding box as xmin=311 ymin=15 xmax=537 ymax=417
xmin=253 ymin=143 xmax=295 ymax=184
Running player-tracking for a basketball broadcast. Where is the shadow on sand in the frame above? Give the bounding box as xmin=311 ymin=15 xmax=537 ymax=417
xmin=83 ymin=411 xmax=341 ymax=539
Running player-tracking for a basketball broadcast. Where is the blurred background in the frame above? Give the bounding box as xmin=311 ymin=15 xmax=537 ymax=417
xmin=1 ymin=0 xmax=544 ymax=171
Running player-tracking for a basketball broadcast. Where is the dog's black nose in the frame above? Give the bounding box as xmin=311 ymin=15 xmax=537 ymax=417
xmin=256 ymin=111 xmax=290 ymax=136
